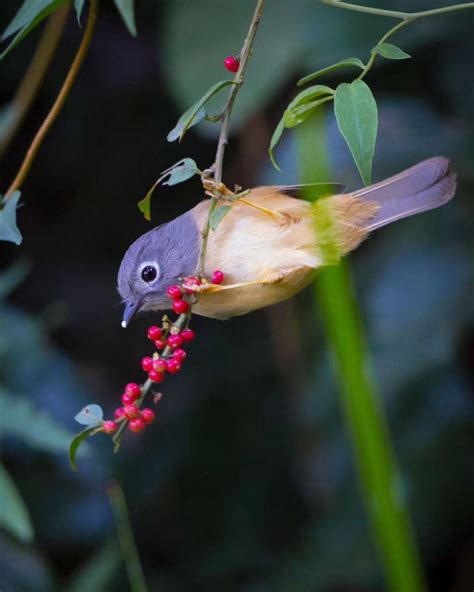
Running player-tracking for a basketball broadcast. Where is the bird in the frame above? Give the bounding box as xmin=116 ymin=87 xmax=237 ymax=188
xmin=117 ymin=157 xmax=456 ymax=325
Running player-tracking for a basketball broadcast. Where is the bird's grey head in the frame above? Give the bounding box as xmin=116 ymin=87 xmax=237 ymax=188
xmin=117 ymin=211 xmax=199 ymax=327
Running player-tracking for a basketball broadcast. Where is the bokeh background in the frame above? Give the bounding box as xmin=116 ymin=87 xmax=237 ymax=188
xmin=0 ymin=1 xmax=473 ymax=590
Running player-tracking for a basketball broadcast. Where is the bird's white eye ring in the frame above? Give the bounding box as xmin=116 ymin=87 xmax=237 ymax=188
xmin=139 ymin=262 xmax=160 ymax=284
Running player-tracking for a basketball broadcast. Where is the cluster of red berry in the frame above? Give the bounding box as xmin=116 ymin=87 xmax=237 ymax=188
xmin=99 ymin=271 xmax=224 ymax=438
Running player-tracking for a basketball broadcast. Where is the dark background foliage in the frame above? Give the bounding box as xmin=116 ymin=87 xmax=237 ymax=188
xmin=0 ymin=1 xmax=473 ymax=590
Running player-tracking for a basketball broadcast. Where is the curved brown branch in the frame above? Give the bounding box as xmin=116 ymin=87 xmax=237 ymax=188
xmin=4 ymin=0 xmax=99 ymax=198
xmin=0 ymin=5 xmax=70 ymax=159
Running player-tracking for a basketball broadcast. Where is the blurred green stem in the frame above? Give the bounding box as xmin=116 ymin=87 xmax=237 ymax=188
xmin=322 ymin=0 xmax=474 ymax=19
xmin=296 ymin=111 xmax=426 ymax=592
xmin=108 ymin=480 xmax=148 ymax=592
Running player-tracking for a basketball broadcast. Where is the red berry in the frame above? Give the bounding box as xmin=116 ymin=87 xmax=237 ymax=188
xmin=141 ymin=356 xmax=154 ymax=372
xmin=147 ymin=325 xmax=162 ymax=341
xmin=129 ymin=418 xmax=145 ymax=433
xmin=154 ymin=339 xmax=167 ymax=349
xmin=183 ymin=276 xmax=201 ymax=294
xmin=125 ymin=382 xmax=141 ymax=398
xmin=181 ymin=328 xmax=195 ymax=342
xmin=211 ymin=270 xmax=224 ymax=284
xmin=167 ymin=334 xmax=183 ymax=349
xmin=173 ymin=299 xmax=189 ymax=314
xmin=224 ymin=56 xmax=239 ymax=73
xmin=149 ymin=369 xmax=165 ymax=383
xmin=114 ymin=407 xmax=125 ymax=420
xmin=166 ymin=359 xmax=182 ymax=374
xmin=173 ymin=348 xmax=187 ymax=362
xmin=152 ymin=358 xmax=167 ymax=373
xmin=166 ymin=285 xmax=182 ymax=300
xmin=141 ymin=408 xmax=155 ymax=425
xmin=103 ymin=420 xmax=118 ymax=434
xmin=124 ymin=404 xmax=139 ymax=420
xmin=122 ymin=392 xmax=135 ymax=406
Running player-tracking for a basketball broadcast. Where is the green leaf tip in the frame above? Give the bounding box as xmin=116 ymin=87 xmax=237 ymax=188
xmin=334 ymin=79 xmax=378 ymax=186
xmin=69 ymin=426 xmax=97 ymax=471
xmin=297 ymin=58 xmax=366 ymax=86
xmin=209 ymin=205 xmax=231 ymax=231
xmin=0 ymin=191 xmax=23 ymax=245
xmin=372 ymin=43 xmax=411 ymax=60
xmin=113 ymin=0 xmax=137 ymax=37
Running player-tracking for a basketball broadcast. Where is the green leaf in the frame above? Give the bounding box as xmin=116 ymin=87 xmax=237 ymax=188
xmin=113 ymin=0 xmax=137 ymax=37
xmin=0 ymin=259 xmax=30 ymax=300
xmin=287 ymin=85 xmax=334 ymax=110
xmin=297 ymin=58 xmax=366 ymax=87
xmin=334 ymin=80 xmax=378 ymax=186
xmin=69 ymin=427 xmax=97 ymax=471
xmin=209 ymin=205 xmax=231 ymax=231
xmin=0 ymin=191 xmax=22 ymax=245
xmin=268 ymin=118 xmax=285 ymax=172
xmin=167 ymin=81 xmax=235 ymax=142
xmin=138 ymin=158 xmax=199 ymax=220
xmin=74 ymin=404 xmax=103 ymax=426
xmin=162 ymin=158 xmax=198 ymax=186
xmin=0 ymin=462 xmax=34 ymax=543
xmin=0 ymin=389 xmax=82 ymax=454
xmin=371 ymin=42 xmax=411 ymax=60
xmin=67 ymin=539 xmax=121 ymax=592
xmin=283 ymin=96 xmax=333 ymax=129
xmin=74 ymin=0 xmax=85 ymax=25
xmin=1 ymin=0 xmax=68 ymax=59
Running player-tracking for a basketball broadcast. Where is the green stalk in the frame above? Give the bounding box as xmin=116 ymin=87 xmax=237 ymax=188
xmin=295 ymin=111 xmax=426 ymax=591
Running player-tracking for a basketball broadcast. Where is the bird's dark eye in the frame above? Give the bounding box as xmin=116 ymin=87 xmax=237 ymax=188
xmin=141 ymin=265 xmax=157 ymax=283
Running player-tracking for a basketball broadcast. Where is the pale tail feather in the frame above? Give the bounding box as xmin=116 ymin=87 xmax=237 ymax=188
xmin=352 ymin=157 xmax=457 ymax=231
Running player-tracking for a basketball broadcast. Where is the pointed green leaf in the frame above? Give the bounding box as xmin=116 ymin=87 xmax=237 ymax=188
xmin=0 ymin=462 xmax=34 ymax=543
xmin=371 ymin=42 xmax=411 ymax=60
xmin=74 ymin=0 xmax=85 ymax=25
xmin=268 ymin=118 xmax=285 ymax=172
xmin=287 ymin=85 xmax=334 ymax=111
xmin=209 ymin=205 xmax=231 ymax=231
xmin=69 ymin=426 xmax=98 ymax=471
xmin=1 ymin=0 xmax=68 ymax=59
xmin=334 ymin=80 xmax=378 ymax=186
xmin=167 ymin=80 xmax=235 ymax=142
xmin=162 ymin=158 xmax=198 ymax=186
xmin=284 ymin=96 xmax=333 ymax=129
xmin=0 ymin=191 xmax=22 ymax=245
xmin=297 ymin=58 xmax=366 ymax=87
xmin=138 ymin=158 xmax=198 ymax=220
xmin=113 ymin=0 xmax=136 ymax=37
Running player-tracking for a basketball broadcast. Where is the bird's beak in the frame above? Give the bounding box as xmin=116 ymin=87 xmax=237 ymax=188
xmin=121 ymin=300 xmax=139 ymax=328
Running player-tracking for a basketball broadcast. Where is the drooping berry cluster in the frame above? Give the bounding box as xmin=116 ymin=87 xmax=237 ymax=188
xmin=97 ymin=271 xmax=224 ymax=442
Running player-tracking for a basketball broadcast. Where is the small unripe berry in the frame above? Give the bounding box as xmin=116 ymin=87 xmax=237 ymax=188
xmin=114 ymin=407 xmax=125 ymax=420
xmin=125 ymin=382 xmax=141 ymax=399
xmin=152 ymin=358 xmax=167 ymax=373
xmin=166 ymin=285 xmax=182 ymax=300
xmin=167 ymin=334 xmax=183 ymax=349
xmin=124 ymin=404 xmax=139 ymax=420
xmin=122 ymin=392 xmax=135 ymax=406
xmin=141 ymin=408 xmax=155 ymax=425
xmin=129 ymin=418 xmax=145 ymax=433
xmin=166 ymin=359 xmax=182 ymax=374
xmin=141 ymin=356 xmax=154 ymax=372
xmin=173 ymin=348 xmax=187 ymax=362
xmin=211 ymin=270 xmax=224 ymax=284
xmin=149 ymin=369 xmax=165 ymax=383
xmin=181 ymin=328 xmax=195 ymax=342
xmin=173 ymin=299 xmax=189 ymax=314
xmin=154 ymin=339 xmax=167 ymax=349
xmin=224 ymin=56 xmax=239 ymax=72
xmin=147 ymin=326 xmax=162 ymax=340
xmin=103 ymin=420 xmax=118 ymax=434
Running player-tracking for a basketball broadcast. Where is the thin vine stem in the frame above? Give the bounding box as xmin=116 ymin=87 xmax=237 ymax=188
xmin=4 ymin=0 xmax=98 ymax=198
xmin=322 ymin=0 xmax=474 ymax=20
xmin=0 ymin=5 xmax=70 ymax=158
xmin=196 ymin=0 xmax=266 ymax=276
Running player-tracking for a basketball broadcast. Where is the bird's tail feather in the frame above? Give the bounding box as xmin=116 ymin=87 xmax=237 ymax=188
xmin=353 ymin=157 xmax=457 ymax=231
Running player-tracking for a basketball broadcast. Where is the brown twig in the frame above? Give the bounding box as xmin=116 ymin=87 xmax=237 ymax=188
xmin=196 ymin=0 xmax=266 ymax=276
xmin=0 ymin=5 xmax=70 ymax=158
xmin=4 ymin=0 xmax=98 ymax=198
